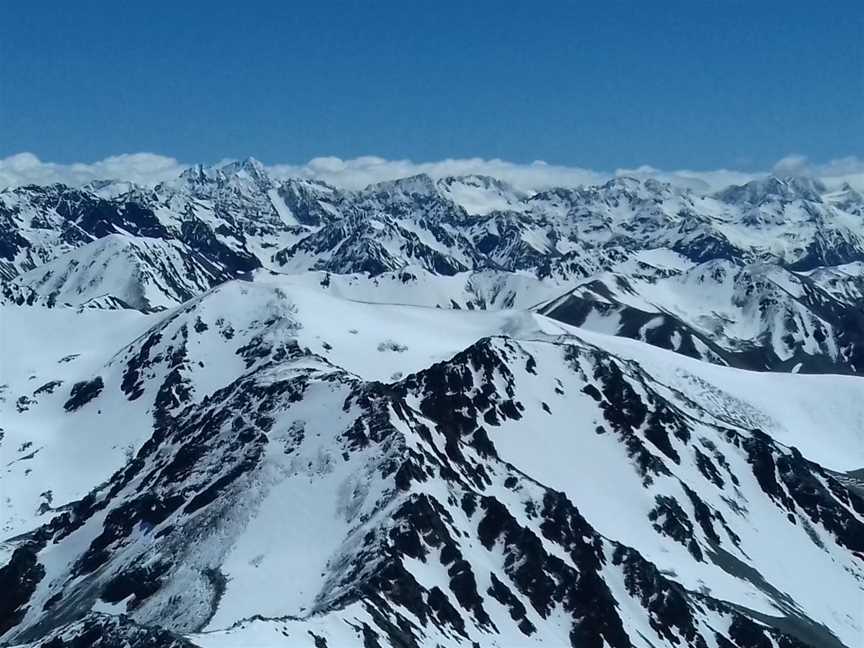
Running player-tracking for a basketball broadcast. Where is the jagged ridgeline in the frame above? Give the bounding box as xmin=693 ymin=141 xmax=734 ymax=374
xmin=1 ymin=161 xmax=863 ymax=647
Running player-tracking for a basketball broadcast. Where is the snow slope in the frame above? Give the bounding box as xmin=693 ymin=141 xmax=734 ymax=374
xmin=12 ymin=235 xmax=227 ymax=311
xmin=538 ymin=257 xmax=864 ymax=373
xmin=2 ymin=277 xmax=862 ymax=648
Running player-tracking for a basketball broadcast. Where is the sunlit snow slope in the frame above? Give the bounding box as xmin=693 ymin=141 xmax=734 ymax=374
xmin=1 ymin=275 xmax=862 ymax=648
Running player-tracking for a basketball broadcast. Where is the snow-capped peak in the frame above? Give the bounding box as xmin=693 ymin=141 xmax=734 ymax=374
xmin=715 ymin=175 xmax=827 ymax=205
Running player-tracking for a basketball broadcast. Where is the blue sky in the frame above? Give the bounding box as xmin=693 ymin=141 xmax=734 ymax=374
xmin=1 ymin=1 xmax=861 ymax=172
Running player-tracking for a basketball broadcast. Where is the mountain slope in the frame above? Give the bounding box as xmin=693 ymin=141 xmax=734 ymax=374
xmin=537 ymin=258 xmax=864 ymax=373
xmin=1 ymin=278 xmax=862 ymax=647
xmin=12 ymin=234 xmax=228 ymax=311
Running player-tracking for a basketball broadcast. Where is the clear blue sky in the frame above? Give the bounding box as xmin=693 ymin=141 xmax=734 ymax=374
xmin=2 ymin=1 xmax=861 ymax=170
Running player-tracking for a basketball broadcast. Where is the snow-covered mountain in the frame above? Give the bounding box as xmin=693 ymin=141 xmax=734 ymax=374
xmin=537 ymin=258 xmax=864 ymax=372
xmin=2 ymin=161 xmax=863 ymax=648
xmin=12 ymin=235 xmax=228 ymax=311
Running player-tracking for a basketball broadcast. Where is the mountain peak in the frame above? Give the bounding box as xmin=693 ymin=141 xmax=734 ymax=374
xmin=175 ymin=157 xmax=272 ymax=192
xmin=435 ymin=174 xmax=528 ymax=216
xmin=603 ymin=176 xmax=644 ymax=191
xmin=600 ymin=176 xmax=674 ymax=197
xmin=177 ymin=162 xmax=207 ymax=182
xmin=715 ymin=175 xmax=826 ymax=205
xmin=366 ymin=173 xmax=437 ymax=195
xmin=219 ymin=156 xmax=268 ymax=179
xmin=438 ymin=174 xmax=516 ymax=191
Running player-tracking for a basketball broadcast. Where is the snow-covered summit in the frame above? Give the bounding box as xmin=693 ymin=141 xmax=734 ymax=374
xmin=714 ymin=175 xmax=827 ymax=205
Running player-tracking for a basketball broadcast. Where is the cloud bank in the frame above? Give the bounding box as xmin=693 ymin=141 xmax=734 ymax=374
xmin=1 ymin=151 xmax=862 ymax=194
xmin=0 ymin=153 xmax=187 ymax=190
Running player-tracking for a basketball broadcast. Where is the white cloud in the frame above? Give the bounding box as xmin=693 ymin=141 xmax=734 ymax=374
xmin=771 ymin=154 xmax=864 ymax=191
xmin=612 ymin=164 xmax=763 ymax=193
xmin=269 ymin=156 xmax=608 ymax=192
xmin=0 ymin=152 xmax=187 ymax=190
xmin=772 ymin=154 xmax=811 ymax=177
xmin=1 ymin=151 xmax=862 ymax=194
